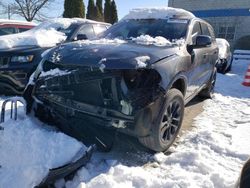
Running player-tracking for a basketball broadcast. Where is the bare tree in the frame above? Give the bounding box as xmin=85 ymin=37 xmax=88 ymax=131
xmin=0 ymin=0 xmax=55 ymax=21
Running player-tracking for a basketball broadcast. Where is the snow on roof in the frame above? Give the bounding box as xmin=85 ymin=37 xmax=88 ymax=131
xmin=216 ymin=38 xmax=230 ymax=47
xmin=0 ymin=18 xmax=99 ymax=49
xmin=122 ymin=7 xmax=195 ymax=20
xmin=0 ymin=19 xmax=36 ymax=26
xmin=216 ymin=38 xmax=230 ymax=58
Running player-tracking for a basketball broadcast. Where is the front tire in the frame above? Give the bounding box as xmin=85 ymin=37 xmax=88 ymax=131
xmin=139 ymin=88 xmax=184 ymax=152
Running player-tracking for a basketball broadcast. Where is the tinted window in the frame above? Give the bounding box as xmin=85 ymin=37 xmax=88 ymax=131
xmin=93 ymin=25 xmax=108 ymax=36
xmin=77 ymin=25 xmax=95 ymax=39
xmin=101 ymin=19 xmax=189 ymax=41
xmin=57 ymin=24 xmax=78 ymax=39
xmin=18 ymin=28 xmax=30 ymax=33
xmin=191 ymin=22 xmax=202 ymax=44
xmin=0 ymin=27 xmax=16 ymax=36
xmin=208 ymin=25 xmax=216 ymax=41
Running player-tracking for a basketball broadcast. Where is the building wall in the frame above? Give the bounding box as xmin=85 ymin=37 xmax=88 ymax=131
xmin=168 ymin=0 xmax=250 ymax=50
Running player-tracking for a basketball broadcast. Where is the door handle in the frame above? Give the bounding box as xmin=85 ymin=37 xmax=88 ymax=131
xmin=203 ymin=53 xmax=208 ymax=58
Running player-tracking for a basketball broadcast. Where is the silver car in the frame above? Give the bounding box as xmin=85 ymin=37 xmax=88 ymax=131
xmin=216 ymin=38 xmax=232 ymax=73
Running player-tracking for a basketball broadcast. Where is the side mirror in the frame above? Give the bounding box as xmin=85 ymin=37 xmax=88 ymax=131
xmin=195 ymin=35 xmax=212 ymax=48
xmin=75 ymin=34 xmax=88 ymax=41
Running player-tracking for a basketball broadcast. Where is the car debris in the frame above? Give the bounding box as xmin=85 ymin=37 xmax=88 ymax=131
xmin=36 ymin=145 xmax=96 ymax=188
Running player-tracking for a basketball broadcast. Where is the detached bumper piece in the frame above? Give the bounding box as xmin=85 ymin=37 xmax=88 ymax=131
xmin=36 ymin=144 xmax=96 ymax=188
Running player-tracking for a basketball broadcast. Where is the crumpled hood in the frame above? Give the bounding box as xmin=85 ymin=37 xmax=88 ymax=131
xmin=45 ymin=41 xmax=178 ymax=69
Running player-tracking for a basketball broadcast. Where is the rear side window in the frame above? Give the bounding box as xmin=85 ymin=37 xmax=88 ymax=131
xmin=0 ymin=27 xmax=16 ymax=36
xmin=77 ymin=25 xmax=95 ymax=39
xmin=93 ymin=25 xmax=107 ymax=35
xmin=201 ymin=23 xmax=211 ymax=37
xmin=18 ymin=28 xmax=30 ymax=33
xmin=191 ymin=22 xmax=202 ymax=44
xmin=208 ymin=25 xmax=216 ymax=42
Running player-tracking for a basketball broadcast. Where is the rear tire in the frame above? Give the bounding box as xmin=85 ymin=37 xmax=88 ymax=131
xmin=139 ymin=88 xmax=184 ymax=152
xmin=199 ymin=69 xmax=217 ymax=99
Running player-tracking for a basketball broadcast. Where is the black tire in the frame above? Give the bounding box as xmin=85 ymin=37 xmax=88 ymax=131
xmin=199 ymin=69 xmax=217 ymax=99
xmin=139 ymin=88 xmax=184 ymax=152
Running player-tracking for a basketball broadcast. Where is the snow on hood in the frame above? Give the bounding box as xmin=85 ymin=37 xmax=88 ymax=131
xmin=122 ymin=7 xmax=195 ymax=20
xmin=216 ymin=38 xmax=230 ymax=59
xmin=0 ymin=18 xmax=96 ymax=50
xmin=76 ymin=38 xmax=127 ymax=47
xmin=132 ymin=35 xmax=172 ymax=47
xmin=40 ymin=68 xmax=71 ymax=78
xmin=135 ymin=56 xmax=151 ymax=68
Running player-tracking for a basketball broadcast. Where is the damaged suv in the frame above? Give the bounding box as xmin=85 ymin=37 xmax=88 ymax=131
xmin=24 ymin=8 xmax=218 ymax=152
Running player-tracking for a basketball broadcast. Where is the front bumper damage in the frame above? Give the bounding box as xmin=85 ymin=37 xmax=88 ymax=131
xmin=28 ymin=61 xmax=165 ymax=139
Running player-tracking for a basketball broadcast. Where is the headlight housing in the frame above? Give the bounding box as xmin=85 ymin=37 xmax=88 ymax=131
xmin=11 ymin=55 xmax=34 ymax=63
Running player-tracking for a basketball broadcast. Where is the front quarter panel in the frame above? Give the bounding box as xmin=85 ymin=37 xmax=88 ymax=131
xmin=152 ymin=49 xmax=191 ymax=98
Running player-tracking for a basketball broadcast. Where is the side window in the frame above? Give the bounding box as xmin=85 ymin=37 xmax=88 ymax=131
xmin=0 ymin=27 xmax=16 ymax=36
xmin=77 ymin=25 xmax=95 ymax=39
xmin=208 ymin=25 xmax=216 ymax=42
xmin=191 ymin=22 xmax=202 ymax=44
xmin=93 ymin=25 xmax=107 ymax=36
xmin=18 ymin=28 xmax=30 ymax=33
xmin=201 ymin=23 xmax=210 ymax=36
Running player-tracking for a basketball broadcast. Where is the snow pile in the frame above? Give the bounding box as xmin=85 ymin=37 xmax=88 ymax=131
xmin=0 ymin=102 xmax=85 ymax=188
xmin=123 ymin=7 xmax=195 ymax=20
xmin=65 ymin=61 xmax=250 ymax=188
xmin=0 ymin=18 xmax=93 ymax=49
xmin=132 ymin=35 xmax=172 ymax=47
xmin=216 ymin=38 xmax=230 ymax=59
xmin=135 ymin=56 xmax=150 ymax=68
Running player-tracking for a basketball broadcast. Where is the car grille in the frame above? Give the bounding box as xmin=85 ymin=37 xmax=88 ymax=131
xmin=0 ymin=57 xmax=10 ymax=66
xmin=34 ymin=67 xmax=120 ymax=108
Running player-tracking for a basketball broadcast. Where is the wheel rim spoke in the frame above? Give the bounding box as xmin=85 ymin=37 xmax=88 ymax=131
xmin=161 ymin=100 xmax=182 ymax=142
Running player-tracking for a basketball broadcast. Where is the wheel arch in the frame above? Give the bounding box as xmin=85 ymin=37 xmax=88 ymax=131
xmin=169 ymin=74 xmax=188 ymax=97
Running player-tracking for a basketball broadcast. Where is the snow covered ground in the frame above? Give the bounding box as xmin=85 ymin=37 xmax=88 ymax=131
xmin=0 ymin=60 xmax=249 ymax=188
